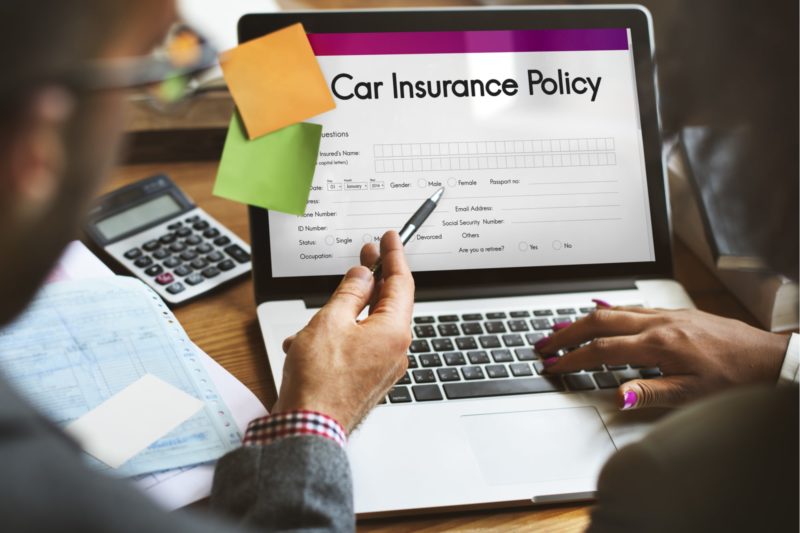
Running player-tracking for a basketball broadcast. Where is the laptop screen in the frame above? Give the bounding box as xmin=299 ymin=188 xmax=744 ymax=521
xmin=267 ymin=28 xmax=655 ymax=278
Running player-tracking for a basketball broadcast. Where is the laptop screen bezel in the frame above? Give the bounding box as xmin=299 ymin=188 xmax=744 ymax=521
xmin=243 ymin=7 xmax=672 ymax=304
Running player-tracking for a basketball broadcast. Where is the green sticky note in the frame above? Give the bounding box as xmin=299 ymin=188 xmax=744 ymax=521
xmin=213 ymin=111 xmax=321 ymax=215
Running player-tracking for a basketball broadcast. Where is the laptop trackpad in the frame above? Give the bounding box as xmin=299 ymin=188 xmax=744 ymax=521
xmin=461 ymin=407 xmax=616 ymax=486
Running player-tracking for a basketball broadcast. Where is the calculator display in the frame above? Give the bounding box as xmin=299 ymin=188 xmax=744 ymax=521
xmin=95 ymin=194 xmax=182 ymax=240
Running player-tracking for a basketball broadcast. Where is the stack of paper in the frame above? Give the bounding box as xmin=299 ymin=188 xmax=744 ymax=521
xmin=0 ymin=242 xmax=268 ymax=508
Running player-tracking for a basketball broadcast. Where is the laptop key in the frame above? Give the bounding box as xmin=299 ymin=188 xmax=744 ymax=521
xmin=444 ymin=377 xmax=564 ymax=399
xmin=414 ymin=316 xmax=435 ymax=324
xmin=556 ymin=308 xmax=576 ymax=315
xmin=593 ymin=372 xmax=618 ymax=389
xmin=412 ymin=384 xmax=443 ymax=402
xmin=510 ymin=310 xmax=530 ymax=318
xmin=438 ymin=314 xmax=459 ymax=323
xmin=467 ymin=350 xmax=490 ymax=364
xmin=418 ymin=353 xmax=442 ymax=368
xmin=462 ymin=313 xmax=483 ymax=321
xmin=388 ymin=386 xmax=412 ymax=403
xmin=533 ymin=361 xmax=545 ymax=374
xmin=414 ymin=325 xmax=436 ymax=338
xmin=507 ymin=320 xmax=529 ymax=332
xmin=526 ymin=333 xmax=546 ymax=345
xmin=461 ymin=322 xmax=483 ymax=335
xmin=510 ymin=363 xmax=534 ymax=377
xmin=437 ymin=368 xmax=461 ymax=382
xmin=443 ymin=352 xmax=467 ymax=366
xmin=409 ymin=340 xmax=430 ymax=353
xmin=564 ymin=373 xmax=596 ymax=391
xmin=491 ymin=349 xmax=514 ymax=363
xmin=461 ymin=366 xmax=485 ymax=380
xmin=640 ymin=368 xmax=663 ymax=379
xmin=437 ymin=323 xmax=460 ymax=337
xmin=484 ymin=321 xmax=507 ymax=333
xmin=533 ymin=309 xmax=554 ymax=316
xmin=432 ymin=338 xmax=454 ymax=352
xmin=579 ymin=307 xmax=595 ymax=313
xmin=606 ymin=364 xmax=629 ymax=371
xmin=478 ymin=336 xmax=501 ymax=349
xmin=502 ymin=334 xmax=525 ymax=347
xmin=485 ymin=364 xmax=509 ymax=379
xmin=531 ymin=318 xmax=552 ymax=330
xmin=396 ymin=372 xmax=412 ymax=385
xmin=412 ymin=369 xmax=436 ymax=383
xmin=455 ymin=337 xmax=478 ymax=350
xmin=515 ymin=347 xmax=537 ymax=361
xmin=486 ymin=312 xmax=506 ymax=319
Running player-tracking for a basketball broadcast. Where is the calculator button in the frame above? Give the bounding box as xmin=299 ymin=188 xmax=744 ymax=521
xmin=185 ymin=273 xmax=204 ymax=285
xmin=155 ymin=272 xmax=174 ymax=285
xmin=202 ymin=228 xmax=220 ymax=239
xmin=166 ymin=282 xmax=185 ymax=294
xmin=152 ymin=248 xmax=170 ymax=260
xmin=167 ymin=222 xmax=183 ymax=230
xmin=195 ymin=243 xmax=212 ymax=254
xmin=180 ymin=250 xmax=197 ymax=261
xmin=192 ymin=220 xmax=209 ymax=230
xmin=190 ymin=258 xmax=208 ymax=269
xmin=134 ymin=256 xmax=153 ymax=268
xmin=123 ymin=248 xmax=142 ymax=259
xmin=145 ymin=265 xmax=163 ymax=276
xmin=176 ymin=227 xmax=192 ymax=237
xmin=213 ymin=236 xmax=231 ymax=246
xmin=169 ymin=242 xmax=186 ymax=253
xmin=201 ymin=266 xmax=220 ymax=278
xmin=142 ymin=240 xmax=160 ymax=251
xmin=184 ymin=235 xmax=201 ymax=245
xmin=185 ymin=215 xmax=200 ymax=223
xmin=159 ymin=233 xmax=176 ymax=244
xmin=163 ymin=256 xmax=181 ymax=268
xmin=218 ymin=259 xmax=235 ymax=271
xmin=224 ymin=244 xmax=251 ymax=264
xmin=206 ymin=251 xmax=224 ymax=262
xmin=174 ymin=265 xmax=193 ymax=277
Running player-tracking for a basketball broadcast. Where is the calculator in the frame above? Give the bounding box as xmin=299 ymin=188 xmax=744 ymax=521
xmin=85 ymin=174 xmax=251 ymax=304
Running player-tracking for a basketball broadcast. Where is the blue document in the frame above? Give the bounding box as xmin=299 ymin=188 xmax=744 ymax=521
xmin=0 ymin=277 xmax=240 ymax=476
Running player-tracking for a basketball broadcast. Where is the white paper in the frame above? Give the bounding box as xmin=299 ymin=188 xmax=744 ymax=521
xmin=66 ymin=374 xmax=204 ymax=469
xmin=46 ymin=241 xmax=113 ymax=282
xmin=135 ymin=346 xmax=269 ymax=509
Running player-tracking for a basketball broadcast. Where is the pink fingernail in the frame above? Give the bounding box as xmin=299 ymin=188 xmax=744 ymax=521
xmin=543 ymin=356 xmax=559 ymax=367
xmin=534 ymin=336 xmax=551 ymax=350
xmin=621 ymin=390 xmax=638 ymax=410
xmin=592 ymin=298 xmax=612 ymax=309
xmin=552 ymin=321 xmax=572 ymax=331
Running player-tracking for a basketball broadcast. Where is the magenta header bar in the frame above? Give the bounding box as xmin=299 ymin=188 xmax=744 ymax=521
xmin=307 ymin=29 xmax=628 ymax=56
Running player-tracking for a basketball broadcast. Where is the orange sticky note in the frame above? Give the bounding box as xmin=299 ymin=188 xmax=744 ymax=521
xmin=219 ymin=23 xmax=335 ymax=139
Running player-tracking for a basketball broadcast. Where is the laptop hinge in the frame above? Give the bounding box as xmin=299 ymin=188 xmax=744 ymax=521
xmin=301 ymin=277 xmax=637 ymax=307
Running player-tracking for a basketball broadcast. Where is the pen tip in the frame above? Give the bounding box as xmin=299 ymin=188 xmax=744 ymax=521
xmin=431 ymin=187 xmax=445 ymax=202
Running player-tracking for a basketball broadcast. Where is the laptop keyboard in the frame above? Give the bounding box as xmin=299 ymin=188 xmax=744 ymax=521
xmin=382 ymin=306 xmax=662 ymax=404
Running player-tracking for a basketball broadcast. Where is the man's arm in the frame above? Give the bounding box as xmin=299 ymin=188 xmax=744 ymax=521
xmin=210 ymin=231 xmax=414 ymax=531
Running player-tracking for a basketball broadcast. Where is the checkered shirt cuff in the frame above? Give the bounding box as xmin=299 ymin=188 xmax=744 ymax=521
xmin=242 ymin=410 xmax=347 ymax=448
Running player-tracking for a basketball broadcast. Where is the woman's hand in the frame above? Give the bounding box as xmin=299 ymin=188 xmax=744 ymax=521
xmin=539 ymin=305 xmax=791 ymax=410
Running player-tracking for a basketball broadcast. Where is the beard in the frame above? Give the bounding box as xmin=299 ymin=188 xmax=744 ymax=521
xmin=0 ymin=90 xmax=124 ymax=327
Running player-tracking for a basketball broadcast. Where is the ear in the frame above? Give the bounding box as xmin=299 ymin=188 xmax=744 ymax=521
xmin=4 ymin=86 xmax=74 ymax=211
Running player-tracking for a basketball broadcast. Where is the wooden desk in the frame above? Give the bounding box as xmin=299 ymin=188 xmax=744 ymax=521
xmin=105 ymin=161 xmax=758 ymax=532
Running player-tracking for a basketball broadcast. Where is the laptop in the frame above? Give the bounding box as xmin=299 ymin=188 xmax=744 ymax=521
xmin=246 ymin=6 xmax=694 ymax=515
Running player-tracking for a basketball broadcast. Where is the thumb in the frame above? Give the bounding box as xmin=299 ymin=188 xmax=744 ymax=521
xmin=321 ymin=265 xmax=375 ymax=320
xmin=618 ymin=376 xmax=699 ymax=410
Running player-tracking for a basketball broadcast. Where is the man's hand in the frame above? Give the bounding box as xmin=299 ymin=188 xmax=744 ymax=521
xmin=271 ymin=231 xmax=414 ymax=433
xmin=540 ymin=306 xmax=790 ymax=410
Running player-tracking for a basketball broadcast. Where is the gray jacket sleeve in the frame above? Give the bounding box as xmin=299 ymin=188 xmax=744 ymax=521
xmin=211 ymin=437 xmax=355 ymax=532
xmin=0 ymin=375 xmax=353 ymax=533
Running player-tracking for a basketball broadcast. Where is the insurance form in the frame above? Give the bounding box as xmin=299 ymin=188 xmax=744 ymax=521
xmin=268 ymin=28 xmax=655 ymax=277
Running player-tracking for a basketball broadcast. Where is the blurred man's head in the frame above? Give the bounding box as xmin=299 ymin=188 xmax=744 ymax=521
xmin=0 ymin=0 xmax=176 ymax=326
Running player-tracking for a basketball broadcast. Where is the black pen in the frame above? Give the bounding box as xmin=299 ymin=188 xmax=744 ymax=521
xmin=371 ymin=187 xmax=445 ymax=278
